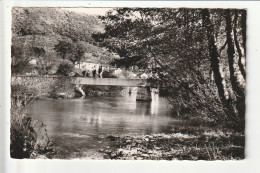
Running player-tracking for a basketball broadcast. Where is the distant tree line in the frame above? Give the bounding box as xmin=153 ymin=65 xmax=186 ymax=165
xmin=11 ymin=7 xmax=119 ymax=76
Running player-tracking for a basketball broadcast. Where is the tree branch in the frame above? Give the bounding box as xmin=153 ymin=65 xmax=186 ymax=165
xmin=219 ymin=40 xmax=227 ymax=55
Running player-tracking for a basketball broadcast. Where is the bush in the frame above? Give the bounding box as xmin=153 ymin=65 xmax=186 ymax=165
xmin=10 ymin=113 xmax=36 ymax=158
xmin=56 ymin=62 xmax=75 ymax=76
xmin=48 ymin=78 xmax=76 ymax=98
xmin=11 ymin=84 xmax=54 ymax=158
xmin=11 ymin=84 xmax=37 ymax=109
xmin=11 ymin=45 xmax=33 ymax=75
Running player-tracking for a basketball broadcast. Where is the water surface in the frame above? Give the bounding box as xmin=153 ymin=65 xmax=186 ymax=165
xmin=28 ymin=92 xmax=178 ymax=159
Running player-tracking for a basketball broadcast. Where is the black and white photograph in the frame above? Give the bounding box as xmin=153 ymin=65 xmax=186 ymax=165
xmin=10 ymin=7 xmax=246 ymax=160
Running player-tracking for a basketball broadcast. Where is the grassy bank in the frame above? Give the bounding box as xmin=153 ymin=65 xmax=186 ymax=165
xmin=10 ymin=104 xmax=56 ymax=159
xmin=10 ymin=82 xmax=57 ymax=159
xmin=102 ymin=121 xmax=244 ymax=160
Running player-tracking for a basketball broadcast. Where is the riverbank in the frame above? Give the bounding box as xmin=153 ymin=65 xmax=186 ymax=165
xmin=102 ymin=124 xmax=244 ymax=160
xmin=11 ymin=78 xmax=244 ymax=160
xmin=10 ymin=77 xmax=130 ymax=159
xmin=10 ymin=111 xmax=56 ymax=159
xmin=10 ymin=81 xmax=59 ymax=159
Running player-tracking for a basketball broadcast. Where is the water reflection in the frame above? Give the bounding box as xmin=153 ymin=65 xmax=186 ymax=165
xmin=28 ymin=93 xmax=176 ymax=158
xmin=151 ymin=92 xmax=159 ymax=115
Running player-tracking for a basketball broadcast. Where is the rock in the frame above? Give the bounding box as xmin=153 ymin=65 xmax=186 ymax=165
xmin=97 ymin=91 xmax=103 ymax=96
xmin=136 ymin=139 xmax=142 ymax=143
xmin=148 ymin=150 xmax=153 ymax=154
xmin=118 ymin=148 xmax=124 ymax=153
xmin=191 ymin=156 xmax=198 ymax=160
xmin=141 ymin=154 xmax=149 ymax=157
xmin=57 ymin=92 xmax=67 ymax=98
xmin=131 ymin=142 xmax=137 ymax=147
xmin=131 ymin=149 xmax=138 ymax=155
xmin=105 ymin=149 xmax=112 ymax=154
xmin=116 ymin=148 xmax=126 ymax=156
xmin=137 ymin=148 xmax=143 ymax=151
xmin=111 ymin=152 xmax=117 ymax=157
xmin=120 ymin=149 xmax=131 ymax=155
xmin=154 ymin=147 xmax=161 ymax=150
xmin=144 ymin=138 xmax=149 ymax=142
xmin=126 ymin=140 xmax=132 ymax=144
xmin=35 ymin=154 xmax=48 ymax=159
xmin=142 ymin=150 xmax=148 ymax=153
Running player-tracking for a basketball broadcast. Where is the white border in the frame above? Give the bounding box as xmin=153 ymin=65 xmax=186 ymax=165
xmin=1 ymin=1 xmax=260 ymax=173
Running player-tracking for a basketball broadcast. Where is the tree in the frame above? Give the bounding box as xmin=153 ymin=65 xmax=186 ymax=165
xmin=54 ymin=40 xmax=73 ymax=60
xmin=54 ymin=40 xmax=86 ymax=65
xmin=56 ymin=62 xmax=75 ymax=76
xmin=94 ymin=8 xmax=246 ymax=126
xmin=69 ymin=41 xmax=86 ymax=65
xmin=11 ymin=45 xmax=32 ymax=75
xmin=30 ymin=47 xmax=45 ymax=58
xmin=224 ymin=9 xmax=245 ymax=120
xmin=201 ymin=9 xmax=229 ymax=108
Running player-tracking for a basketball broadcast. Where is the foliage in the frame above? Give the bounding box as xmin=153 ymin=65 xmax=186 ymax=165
xmin=12 ymin=7 xmax=103 ymax=42
xmin=11 ymin=7 xmax=119 ymax=75
xmin=54 ymin=39 xmax=73 ymax=60
xmin=11 ymin=45 xmax=32 ymax=75
xmin=30 ymin=46 xmax=46 ymax=58
xmin=94 ymin=8 xmax=246 ymax=127
xmin=10 ymin=113 xmax=36 ymax=158
xmin=56 ymin=62 xmax=75 ymax=76
xmin=69 ymin=41 xmax=86 ymax=64
xmin=48 ymin=78 xmax=76 ymax=98
xmin=54 ymin=40 xmax=87 ymax=64
xmin=11 ymin=84 xmax=35 ymax=158
xmin=11 ymin=84 xmax=54 ymax=159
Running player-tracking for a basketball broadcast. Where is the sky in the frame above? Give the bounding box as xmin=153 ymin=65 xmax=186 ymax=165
xmin=61 ymin=8 xmax=113 ymax=16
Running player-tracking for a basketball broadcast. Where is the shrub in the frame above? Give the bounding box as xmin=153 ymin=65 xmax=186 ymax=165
xmin=11 ymin=84 xmax=54 ymax=158
xmin=56 ymin=62 xmax=75 ymax=76
xmin=10 ymin=113 xmax=36 ymax=158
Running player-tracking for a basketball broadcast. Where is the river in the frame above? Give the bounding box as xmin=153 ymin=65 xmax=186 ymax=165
xmin=28 ymin=92 xmax=179 ymax=159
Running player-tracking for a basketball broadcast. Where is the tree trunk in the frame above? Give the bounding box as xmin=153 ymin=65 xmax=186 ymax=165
xmin=202 ymin=9 xmax=228 ymax=105
xmin=225 ymin=9 xmax=245 ymax=119
xmin=241 ymin=10 xmax=247 ymax=57
xmin=233 ymin=11 xmax=246 ymax=80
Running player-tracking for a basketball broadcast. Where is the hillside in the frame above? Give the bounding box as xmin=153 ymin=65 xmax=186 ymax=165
xmin=11 ymin=7 xmax=118 ymax=75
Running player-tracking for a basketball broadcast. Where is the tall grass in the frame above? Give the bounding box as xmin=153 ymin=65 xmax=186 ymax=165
xmin=11 ymin=83 xmax=44 ymax=158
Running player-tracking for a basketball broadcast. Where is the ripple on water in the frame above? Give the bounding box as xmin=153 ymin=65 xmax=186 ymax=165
xmin=28 ymin=95 xmax=176 ymax=159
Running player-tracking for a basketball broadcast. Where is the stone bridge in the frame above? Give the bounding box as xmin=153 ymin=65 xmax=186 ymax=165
xmin=12 ymin=76 xmax=152 ymax=101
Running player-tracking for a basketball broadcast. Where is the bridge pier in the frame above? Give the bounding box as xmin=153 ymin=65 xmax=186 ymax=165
xmin=136 ymin=86 xmax=152 ymax=101
xmin=75 ymin=84 xmax=86 ymax=98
